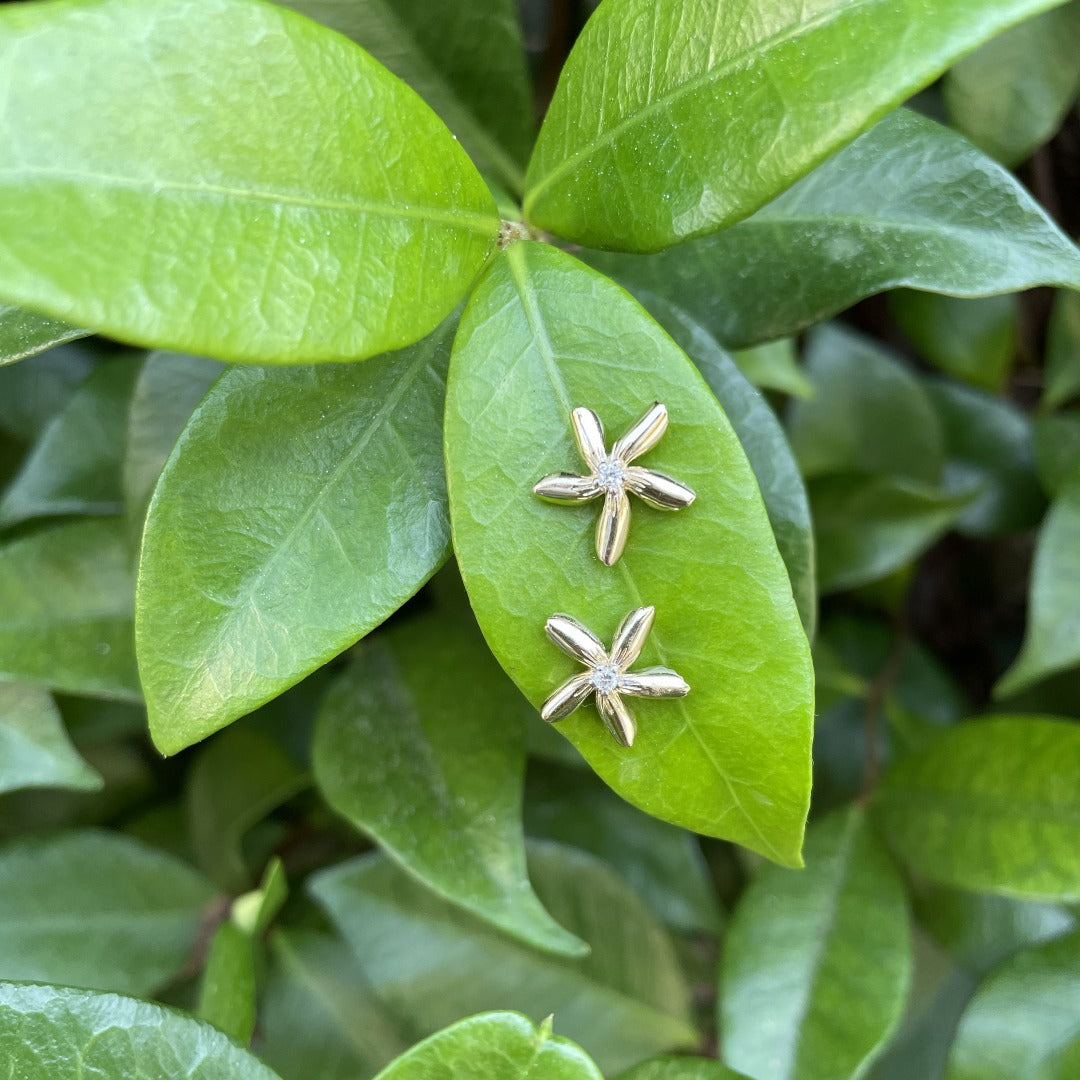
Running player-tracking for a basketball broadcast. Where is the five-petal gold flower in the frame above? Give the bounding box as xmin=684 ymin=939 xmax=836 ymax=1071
xmin=533 ymin=403 xmax=696 ymax=565
xmin=541 ymin=606 xmax=690 ymax=748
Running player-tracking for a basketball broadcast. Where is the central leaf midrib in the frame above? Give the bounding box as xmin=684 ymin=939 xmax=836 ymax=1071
xmin=504 ymin=242 xmax=783 ymax=862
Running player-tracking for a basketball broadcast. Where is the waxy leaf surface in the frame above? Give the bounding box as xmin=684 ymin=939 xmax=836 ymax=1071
xmin=0 ymin=0 xmax=498 ymax=362
xmin=586 ymin=110 xmax=1080 ymax=346
xmin=445 ymin=243 xmax=813 ymax=865
xmin=0 ymin=304 xmax=86 ymax=366
xmin=137 ymin=326 xmax=453 ymax=754
xmin=524 ymin=0 xmax=1075 ymax=249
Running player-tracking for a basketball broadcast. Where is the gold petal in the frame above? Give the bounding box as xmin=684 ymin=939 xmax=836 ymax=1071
xmin=571 ymin=407 xmax=607 ymax=471
xmin=597 ymin=692 xmax=637 ymax=747
xmin=625 ymin=467 xmax=696 ymax=510
xmin=612 ymin=402 xmax=668 ymax=463
xmin=545 ymin=614 xmax=608 ymax=666
xmin=620 ymin=666 xmax=690 ymax=698
xmin=610 ymin=605 xmax=655 ymax=669
xmin=596 ymin=488 xmax=631 ymax=565
xmin=533 ymin=473 xmax=602 ymax=501
xmin=541 ymin=672 xmax=595 ymax=721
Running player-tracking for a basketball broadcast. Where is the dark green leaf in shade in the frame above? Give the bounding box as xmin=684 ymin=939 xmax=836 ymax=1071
xmin=811 ymin=474 xmax=975 ymax=595
xmin=277 ymin=0 xmax=533 ymax=193
xmin=0 ymin=829 xmax=215 ymax=993
xmin=925 ymin=379 xmax=1046 ymax=536
xmin=874 ymin=716 xmax=1080 ymax=899
xmin=372 ymin=1012 xmax=603 ymax=1080
xmin=0 ymin=0 xmax=499 ymax=363
xmin=944 ymin=2 xmax=1080 ymax=166
xmin=996 ymin=479 xmax=1080 ymax=694
xmin=0 ymin=303 xmax=87 ymax=366
xmin=1034 ymin=412 xmax=1080 ymax=496
xmin=124 ymin=352 xmax=225 ymax=534
xmin=944 ymin=931 xmax=1080 ymax=1080
xmin=523 ymin=0 xmax=1076 ymax=249
xmin=619 ymin=1060 xmax=750 ymax=1080
xmin=585 ymin=110 xmax=1080 ymax=347
xmin=0 ymin=518 xmax=140 ymax=700
xmin=0 ymin=354 xmax=142 ymax=528
xmin=719 ymin=807 xmax=911 ymax=1080
xmin=1045 ymin=291 xmax=1080 ymax=411
xmin=445 ymin=243 xmax=813 ymax=865
xmin=0 ymin=982 xmax=282 ymax=1080
xmin=310 ymin=842 xmax=698 ymax=1075
xmin=889 ymin=291 xmax=1016 ymax=391
xmin=0 ymin=683 xmax=100 ymax=795
xmin=731 ymin=339 xmax=813 ymax=400
xmin=788 ymin=324 xmax=944 ymax=485
xmin=187 ymin=727 xmax=308 ymax=892
xmin=315 ymin=606 xmax=584 ymax=956
xmin=137 ymin=324 xmax=453 ymax=754
xmin=639 ymin=294 xmax=816 ymax=636
xmin=258 ymin=930 xmax=411 ymax=1080
xmin=0 ymin=343 xmax=96 ymax=443
xmin=198 ymin=919 xmax=257 ymax=1044
xmin=525 ymin=764 xmax=721 ymax=934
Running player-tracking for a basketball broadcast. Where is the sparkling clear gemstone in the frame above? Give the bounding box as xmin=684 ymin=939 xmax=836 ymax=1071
xmin=590 ymin=663 xmax=621 ymax=694
xmin=595 ymin=458 xmax=626 ymax=493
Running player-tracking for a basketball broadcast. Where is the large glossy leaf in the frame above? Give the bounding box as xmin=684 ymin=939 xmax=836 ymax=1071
xmin=996 ymin=478 xmax=1080 ymax=694
xmin=719 ymin=807 xmax=911 ymax=1080
xmin=137 ymin=324 xmax=453 ymax=754
xmin=1045 ymin=291 xmax=1080 ymax=411
xmin=0 ymin=982 xmax=281 ymax=1080
xmin=585 ymin=110 xmax=1080 ymax=347
xmin=315 ymin=605 xmax=583 ymax=956
xmin=0 ymin=0 xmax=499 ymax=363
xmin=0 ymin=353 xmax=142 ymax=528
xmin=874 ymin=716 xmax=1080 ymax=899
xmin=311 ymin=842 xmax=698 ymax=1075
xmin=524 ymin=0 xmax=1074 ymax=249
xmin=0 ymin=829 xmax=215 ymax=993
xmin=0 ymin=518 xmax=140 ymax=700
xmin=945 ymin=932 xmax=1080 ymax=1080
xmin=445 ymin=242 xmax=813 ymax=865
xmin=278 ymin=0 xmax=533 ymax=193
xmin=944 ymin=2 xmax=1080 ymax=166
xmin=124 ymin=352 xmax=225 ymax=533
xmin=0 ymin=303 xmax=87 ymax=366
xmin=259 ymin=930 xmax=410 ymax=1080
xmin=0 ymin=683 xmax=100 ymax=795
xmin=639 ymin=294 xmax=815 ymax=636
xmin=374 ymin=1013 xmax=603 ymax=1080
xmin=0 ymin=342 xmax=96 ymax=442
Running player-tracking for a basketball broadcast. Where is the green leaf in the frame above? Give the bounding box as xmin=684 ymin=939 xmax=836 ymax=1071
xmin=198 ymin=919 xmax=256 ymax=1044
xmin=311 ymin=842 xmax=698 ymax=1075
xmin=233 ymin=856 xmax=289 ymax=937
xmin=874 ymin=715 xmax=1080 ymax=899
xmin=639 ymin=294 xmax=816 ymax=636
xmin=619 ymin=1060 xmax=750 ymax=1080
xmin=788 ymin=324 xmax=944 ymax=485
xmin=0 ymin=0 xmax=498 ymax=363
xmin=945 ymin=931 xmax=1080 ymax=1080
xmin=277 ymin=0 xmax=533 ymax=193
xmin=0 ymin=683 xmax=100 ymax=795
xmin=0 ymin=828 xmax=215 ymax=993
xmin=1034 ymin=412 xmax=1080 ymax=496
xmin=524 ymin=0 xmax=1075 ymax=249
xmin=925 ymin=379 xmax=1046 ymax=536
xmin=314 ymin=605 xmax=583 ymax=956
xmin=373 ymin=1012 xmax=603 ymax=1080
xmin=445 ymin=242 xmax=813 ymax=865
xmin=890 ymin=292 xmax=1016 ymax=391
xmin=0 ymin=982 xmax=281 ymax=1080
xmin=996 ymin=478 xmax=1080 ymax=694
xmin=0 ymin=353 xmax=142 ymax=528
xmin=811 ymin=474 xmax=974 ymax=595
xmin=187 ymin=727 xmax=308 ymax=892
xmin=0 ymin=303 xmax=87 ymax=366
xmin=585 ymin=110 xmax=1080 ymax=347
xmin=0 ymin=518 xmax=140 ymax=700
xmin=124 ymin=352 xmax=225 ymax=534
xmin=0 ymin=342 xmax=96 ymax=443
xmin=259 ymin=930 xmax=410 ymax=1080
xmin=944 ymin=2 xmax=1080 ymax=166
xmin=1045 ymin=291 xmax=1080 ymax=411
xmin=731 ymin=339 xmax=813 ymax=400
xmin=719 ymin=807 xmax=911 ymax=1080
xmin=525 ymin=764 xmax=721 ymax=934
xmin=137 ymin=324 xmax=453 ymax=754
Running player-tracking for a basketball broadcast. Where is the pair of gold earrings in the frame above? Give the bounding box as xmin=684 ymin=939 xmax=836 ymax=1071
xmin=533 ymin=403 xmax=694 ymax=748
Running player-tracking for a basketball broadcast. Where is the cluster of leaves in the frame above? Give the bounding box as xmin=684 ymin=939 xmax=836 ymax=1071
xmin=1 ymin=0 xmax=1080 ymax=1077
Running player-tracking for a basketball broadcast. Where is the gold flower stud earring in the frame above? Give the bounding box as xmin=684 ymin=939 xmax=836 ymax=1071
xmin=540 ymin=606 xmax=690 ymax=747
xmin=533 ymin=403 xmax=696 ymax=565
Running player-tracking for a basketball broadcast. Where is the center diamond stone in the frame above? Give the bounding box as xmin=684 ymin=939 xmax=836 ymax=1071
xmin=595 ymin=458 xmax=626 ymax=493
xmin=589 ymin=663 xmax=621 ymax=694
